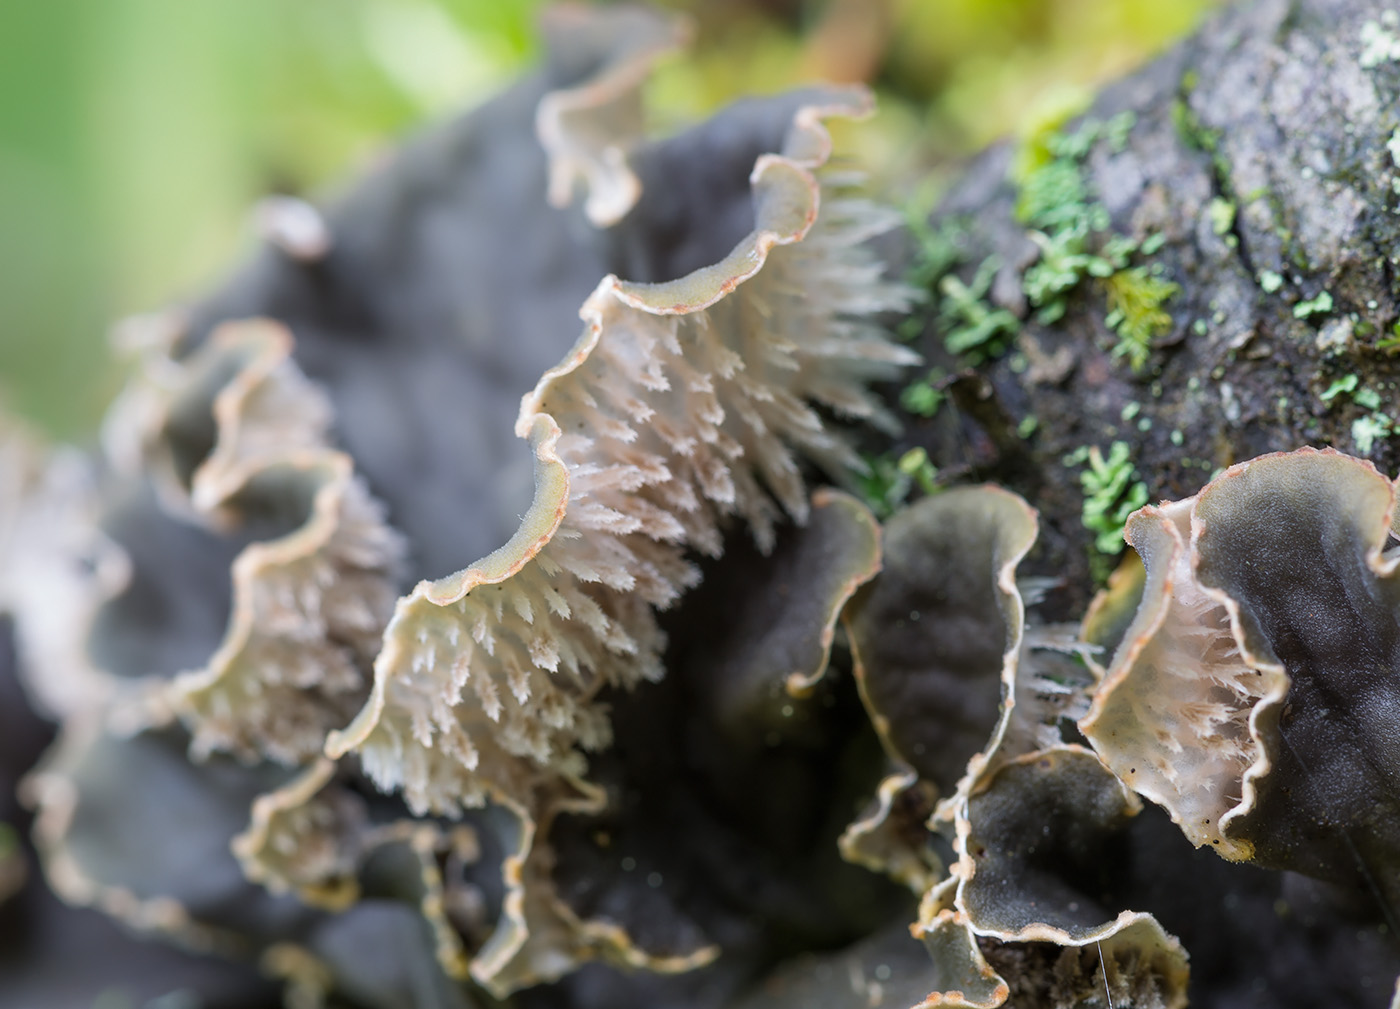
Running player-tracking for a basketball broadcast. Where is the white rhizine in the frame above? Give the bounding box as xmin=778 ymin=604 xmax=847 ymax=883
xmin=341 ymin=161 xmax=918 ymax=817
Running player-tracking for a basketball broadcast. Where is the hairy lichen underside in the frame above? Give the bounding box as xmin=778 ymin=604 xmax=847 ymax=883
xmin=1086 ymin=448 xmax=1400 ymax=908
xmin=327 ymin=86 xmax=916 ymax=822
xmin=164 ymin=323 xmax=407 ymax=766
xmin=11 ymin=9 xmax=921 ymax=1002
xmin=1080 ymin=498 xmax=1272 ymax=857
xmin=17 ymin=2 xmax=1400 ymax=1007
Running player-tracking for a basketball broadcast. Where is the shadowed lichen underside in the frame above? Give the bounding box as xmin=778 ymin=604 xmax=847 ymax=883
xmin=140 ymin=321 xmax=405 ymax=766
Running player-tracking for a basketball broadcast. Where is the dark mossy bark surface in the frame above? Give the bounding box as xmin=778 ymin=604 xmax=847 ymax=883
xmin=883 ymin=0 xmax=1400 ymax=616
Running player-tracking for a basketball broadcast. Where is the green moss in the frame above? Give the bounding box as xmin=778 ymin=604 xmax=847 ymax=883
xmin=858 ymin=448 xmax=941 ymax=518
xmin=1103 ymin=110 xmax=1136 ymax=152
xmin=1011 ymin=116 xmax=1170 ymax=368
xmin=905 ymin=213 xmax=965 ymax=291
xmin=856 ymin=453 xmax=911 ymax=519
xmin=1257 ymin=269 xmax=1284 ymax=293
xmin=1064 ymin=441 xmax=1150 ymax=556
xmin=1016 ymin=158 xmax=1088 ymax=227
xmin=940 ymin=256 xmax=1020 ymax=355
xmin=897 ymin=447 xmax=940 ymax=496
xmin=1320 ymin=375 xmax=1386 ymax=424
xmin=1294 ymin=291 xmax=1334 ymax=319
xmin=1353 ymin=413 xmax=1393 ymax=455
xmin=1104 ymin=267 xmax=1179 ymax=372
xmin=900 ymin=210 xmax=1021 ymax=365
xmin=1023 ymin=221 xmax=1121 ymax=322
xmin=1207 ymin=197 xmax=1236 ymax=236
xmin=897 ymin=213 xmax=966 ymax=343
xmin=900 ymin=367 xmax=946 ymax=417
xmin=1376 ymin=322 xmax=1400 ymax=353
xmin=1320 ymin=373 xmax=1359 ymax=401
xmin=1170 ymin=97 xmax=1220 ymax=153
xmin=1010 ymin=90 xmax=1094 ymax=186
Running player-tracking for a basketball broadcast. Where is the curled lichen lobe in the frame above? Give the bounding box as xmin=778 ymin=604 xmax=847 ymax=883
xmin=1086 ymin=447 xmax=1400 ymax=905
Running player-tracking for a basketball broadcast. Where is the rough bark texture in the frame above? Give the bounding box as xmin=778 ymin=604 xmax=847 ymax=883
xmin=889 ymin=0 xmax=1400 ymax=616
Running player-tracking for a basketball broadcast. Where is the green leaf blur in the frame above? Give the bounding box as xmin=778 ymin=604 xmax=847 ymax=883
xmin=0 ymin=0 xmax=1219 ymax=438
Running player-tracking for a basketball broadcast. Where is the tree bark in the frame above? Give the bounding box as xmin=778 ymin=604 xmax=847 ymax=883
xmin=891 ymin=0 xmax=1400 ymax=616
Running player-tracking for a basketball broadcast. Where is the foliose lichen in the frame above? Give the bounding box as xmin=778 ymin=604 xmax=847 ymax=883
xmin=7 ymin=4 xmax=1400 ymax=1008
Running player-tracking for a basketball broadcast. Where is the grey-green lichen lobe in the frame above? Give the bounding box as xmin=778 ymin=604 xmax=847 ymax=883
xmin=890 ymin=0 xmax=1400 ymax=616
xmin=843 ymin=485 xmax=1035 ymax=795
xmin=1191 ymin=450 xmax=1400 ymax=906
xmin=958 ymin=748 xmax=1150 ymax=945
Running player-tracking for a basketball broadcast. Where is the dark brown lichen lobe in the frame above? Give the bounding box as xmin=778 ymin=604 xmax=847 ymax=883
xmin=1086 ymin=447 xmax=1400 ymax=912
xmin=844 ymin=486 xmax=1037 ymax=798
xmin=958 ymin=747 xmax=1143 ymax=943
xmin=1190 ymin=448 xmax=1400 ymax=902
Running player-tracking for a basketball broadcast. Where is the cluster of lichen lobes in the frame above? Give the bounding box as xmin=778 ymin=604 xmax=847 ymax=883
xmin=23 ymin=3 xmax=1400 ymax=1007
xmin=12 ymin=10 xmax=940 ymax=1007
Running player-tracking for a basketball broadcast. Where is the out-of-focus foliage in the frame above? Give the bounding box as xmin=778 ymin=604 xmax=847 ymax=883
xmin=0 ymin=0 xmax=1219 ymax=438
xmin=0 ymin=0 xmax=540 ymax=438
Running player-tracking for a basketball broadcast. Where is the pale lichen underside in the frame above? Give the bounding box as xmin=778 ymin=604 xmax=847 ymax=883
xmin=536 ymin=4 xmax=691 ymax=227
xmin=231 ymin=757 xmax=365 ymax=910
xmin=1080 ymin=448 xmax=1400 ymax=866
xmin=1080 ymin=497 xmax=1276 ymax=857
xmin=153 ymin=321 xmax=405 ymax=766
xmin=1009 ymin=625 xmax=1098 ymax=747
xmin=0 ymin=423 xmax=131 ymax=718
xmin=329 ymin=85 xmax=917 ymax=824
xmin=324 ymin=417 xmax=603 ymax=817
xmin=1078 ymin=550 xmax=1146 ymax=680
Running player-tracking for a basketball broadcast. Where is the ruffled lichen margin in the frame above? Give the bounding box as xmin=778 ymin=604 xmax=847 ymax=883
xmin=311 ymin=78 xmax=915 ymax=993
xmin=9 ymin=9 xmax=921 ymax=995
xmin=325 ymin=83 xmax=916 ymax=817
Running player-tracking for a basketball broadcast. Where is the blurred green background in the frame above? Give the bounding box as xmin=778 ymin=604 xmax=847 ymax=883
xmin=0 ymin=0 xmax=1220 ymax=440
